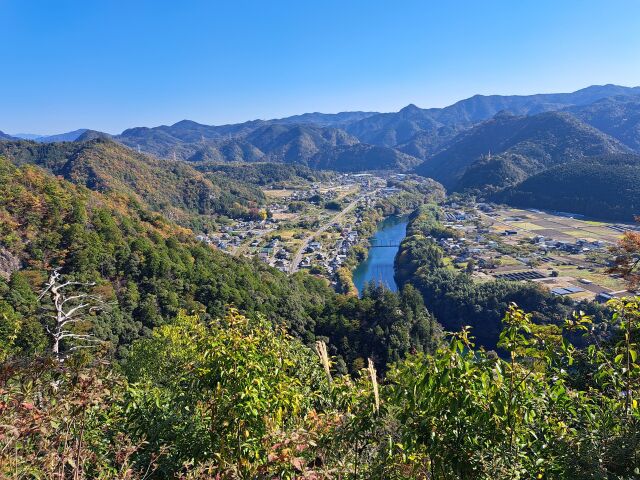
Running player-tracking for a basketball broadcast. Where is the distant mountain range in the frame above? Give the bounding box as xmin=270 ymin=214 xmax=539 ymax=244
xmin=12 ymin=129 xmax=89 ymax=143
xmin=567 ymin=95 xmax=640 ymax=152
xmin=3 ymin=84 xmax=640 ymax=219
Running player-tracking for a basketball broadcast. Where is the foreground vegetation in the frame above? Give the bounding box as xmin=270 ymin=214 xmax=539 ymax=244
xmin=1 ymin=298 xmax=639 ymax=478
xmin=1 ymin=151 xmax=640 ymax=478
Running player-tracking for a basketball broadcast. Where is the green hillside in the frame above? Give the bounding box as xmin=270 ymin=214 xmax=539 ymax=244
xmin=0 ymin=155 xmax=440 ymax=368
xmin=568 ymin=95 xmax=640 ymax=152
xmin=309 ymin=143 xmax=422 ymax=171
xmin=415 ymin=111 xmax=628 ymax=190
xmin=2 ymin=148 xmax=639 ymax=480
xmin=496 ymin=154 xmax=640 ymax=220
xmin=0 ymin=138 xmax=266 ymax=225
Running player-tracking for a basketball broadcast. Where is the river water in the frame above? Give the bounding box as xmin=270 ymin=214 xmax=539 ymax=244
xmin=352 ymin=215 xmax=409 ymax=296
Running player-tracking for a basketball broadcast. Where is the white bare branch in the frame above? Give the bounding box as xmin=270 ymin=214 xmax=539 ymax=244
xmin=38 ymin=270 xmax=107 ymax=361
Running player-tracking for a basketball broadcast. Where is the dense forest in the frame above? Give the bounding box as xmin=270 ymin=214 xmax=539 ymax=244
xmin=194 ymin=161 xmax=337 ymax=186
xmin=394 ymin=205 xmax=607 ymax=348
xmin=0 ymin=138 xmax=267 ymax=227
xmin=495 ymin=154 xmax=640 ymax=221
xmin=414 ymin=111 xmax=627 ymax=191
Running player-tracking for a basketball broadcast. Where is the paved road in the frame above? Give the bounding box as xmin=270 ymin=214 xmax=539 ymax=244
xmin=288 ymin=193 xmax=372 ymax=273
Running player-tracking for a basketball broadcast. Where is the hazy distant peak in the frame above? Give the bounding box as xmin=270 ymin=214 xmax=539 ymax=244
xmin=400 ymin=103 xmax=422 ymax=113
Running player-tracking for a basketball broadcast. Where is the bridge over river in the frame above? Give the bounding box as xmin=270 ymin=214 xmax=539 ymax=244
xmin=352 ymin=216 xmax=409 ymax=295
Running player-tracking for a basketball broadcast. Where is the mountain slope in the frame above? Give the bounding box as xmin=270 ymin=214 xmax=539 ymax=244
xmin=567 ymin=95 xmax=640 ymax=152
xmin=414 ymin=111 xmax=629 ymax=190
xmin=35 ymin=129 xmax=89 ymax=143
xmin=271 ymin=111 xmax=378 ymax=127
xmin=345 ymin=104 xmax=444 ymax=147
xmin=76 ymin=129 xmax=113 ymax=142
xmin=0 ymin=138 xmax=265 ymax=224
xmin=117 ymin=121 xmax=416 ymax=171
xmin=434 ymin=84 xmax=640 ymax=125
xmin=495 ymin=153 xmax=640 ymax=221
xmin=309 ymin=143 xmax=422 ymax=171
xmin=0 ymin=154 xmax=332 ymax=350
xmin=0 ymin=131 xmax=17 ymax=140
xmin=117 ymin=122 xmax=359 ymax=164
xmin=242 ymin=124 xmax=359 ymax=163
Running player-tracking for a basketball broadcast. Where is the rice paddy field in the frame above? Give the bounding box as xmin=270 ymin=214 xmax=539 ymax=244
xmin=471 ymin=207 xmax=633 ymax=300
xmin=485 ymin=208 xmax=628 ymax=245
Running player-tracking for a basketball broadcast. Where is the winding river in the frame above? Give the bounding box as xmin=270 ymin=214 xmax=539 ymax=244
xmin=352 ymin=215 xmax=409 ymax=296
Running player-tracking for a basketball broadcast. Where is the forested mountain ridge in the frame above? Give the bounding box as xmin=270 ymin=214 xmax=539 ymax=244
xmin=567 ymin=95 xmax=640 ymax=152
xmin=414 ymin=110 xmax=629 ymax=190
xmin=194 ymin=162 xmax=337 ymax=185
xmin=118 ymin=121 xmax=423 ymax=171
xmin=495 ymin=153 xmax=640 ymax=220
xmin=106 ymin=84 xmax=640 ymax=173
xmin=0 ymin=138 xmax=266 ymax=225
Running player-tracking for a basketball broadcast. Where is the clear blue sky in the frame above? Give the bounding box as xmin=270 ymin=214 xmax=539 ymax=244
xmin=3 ymin=0 xmax=640 ymax=134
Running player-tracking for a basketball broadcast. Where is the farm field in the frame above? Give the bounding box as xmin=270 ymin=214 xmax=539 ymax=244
xmin=447 ymin=204 xmax=634 ymax=301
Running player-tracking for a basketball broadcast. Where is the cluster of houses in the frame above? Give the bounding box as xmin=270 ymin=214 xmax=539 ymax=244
xmin=298 ymin=223 xmax=362 ymax=275
xmin=258 ymin=238 xmax=293 ymax=271
xmin=532 ymin=235 xmax=606 ymax=254
xmin=195 ymin=218 xmax=279 ymax=251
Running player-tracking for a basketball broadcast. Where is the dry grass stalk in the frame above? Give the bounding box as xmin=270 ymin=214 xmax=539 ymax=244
xmin=315 ymin=340 xmax=332 ymax=383
xmin=368 ymin=358 xmax=379 ymax=414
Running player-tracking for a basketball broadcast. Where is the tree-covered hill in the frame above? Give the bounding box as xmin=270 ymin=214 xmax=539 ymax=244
xmin=240 ymin=123 xmax=359 ymax=163
xmin=0 ymin=155 xmax=440 ymax=369
xmin=1 ymin=158 xmax=639 ymax=479
xmin=567 ymin=95 xmax=640 ymax=152
xmin=0 ymin=138 xmax=266 ymax=225
xmin=194 ymin=161 xmax=336 ymax=185
xmin=308 ymin=142 xmax=422 ymax=171
xmin=414 ymin=111 xmax=629 ymax=190
xmin=496 ymin=153 xmax=640 ymax=221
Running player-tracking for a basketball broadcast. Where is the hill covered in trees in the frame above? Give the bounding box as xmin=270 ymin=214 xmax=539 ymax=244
xmin=567 ymin=94 xmax=640 ymax=152
xmin=414 ymin=111 xmax=628 ymax=190
xmin=0 ymin=138 xmax=267 ymax=226
xmin=194 ymin=162 xmax=337 ymax=186
xmin=496 ymin=153 xmax=640 ymax=221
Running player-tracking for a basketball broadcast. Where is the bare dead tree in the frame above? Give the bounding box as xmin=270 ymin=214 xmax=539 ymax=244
xmin=38 ymin=269 xmax=106 ymax=361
